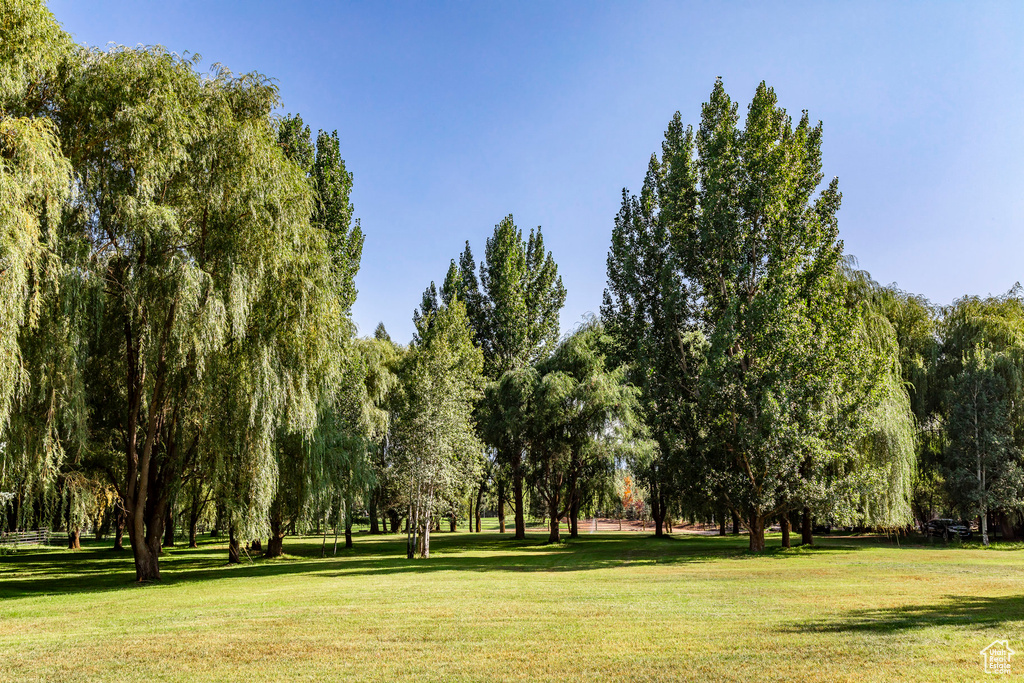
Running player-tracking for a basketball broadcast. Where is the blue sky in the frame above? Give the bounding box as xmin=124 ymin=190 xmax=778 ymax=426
xmin=49 ymin=1 xmax=1024 ymax=343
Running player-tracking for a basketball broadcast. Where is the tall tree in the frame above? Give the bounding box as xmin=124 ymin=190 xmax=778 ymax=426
xmin=49 ymin=47 xmax=347 ymax=580
xmin=666 ymin=80 xmax=863 ymax=551
xmin=938 ymin=292 xmax=1024 ymax=543
xmin=262 ymin=115 xmax=364 ymax=558
xmin=0 ymin=1 xmax=73 ymax=469
xmin=476 ymin=216 xmax=565 ymax=539
xmin=944 ymin=348 xmax=1018 ymax=545
xmin=394 ymin=298 xmax=483 ymax=558
xmin=602 ymin=159 xmax=704 ymax=537
xmin=814 ymin=265 xmax=917 ymax=535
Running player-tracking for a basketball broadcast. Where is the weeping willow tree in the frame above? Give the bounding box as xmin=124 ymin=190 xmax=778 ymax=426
xmin=937 ymin=291 xmax=1024 ymax=542
xmin=0 ymin=1 xmax=74 ymax=515
xmin=304 ymin=337 xmax=398 ymax=555
xmin=35 ymin=42 xmax=350 ymax=580
xmin=824 ymin=265 xmax=917 ymax=530
xmin=260 ymin=113 xmax=367 ymax=559
xmin=525 ymin=321 xmax=645 ymax=543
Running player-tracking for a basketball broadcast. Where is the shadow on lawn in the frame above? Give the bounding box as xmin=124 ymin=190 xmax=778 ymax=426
xmin=0 ymin=531 xmax=866 ymax=600
xmin=787 ymin=594 xmax=1024 ymax=634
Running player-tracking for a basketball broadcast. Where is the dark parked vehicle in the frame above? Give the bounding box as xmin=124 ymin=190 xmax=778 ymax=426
xmin=924 ymin=519 xmax=973 ymax=540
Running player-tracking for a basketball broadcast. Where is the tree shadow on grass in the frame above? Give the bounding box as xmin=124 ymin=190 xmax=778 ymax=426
xmin=0 ymin=531 xmax=869 ymax=600
xmin=785 ymin=595 xmax=1024 ymax=634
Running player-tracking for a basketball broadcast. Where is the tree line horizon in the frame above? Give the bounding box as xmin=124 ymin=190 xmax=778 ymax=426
xmin=3 ymin=2 xmax=1022 ymax=582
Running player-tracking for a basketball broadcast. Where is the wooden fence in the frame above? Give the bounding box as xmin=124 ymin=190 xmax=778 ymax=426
xmin=0 ymin=528 xmax=52 ymax=546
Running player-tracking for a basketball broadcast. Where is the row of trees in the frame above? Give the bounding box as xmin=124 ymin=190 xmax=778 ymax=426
xmin=3 ymin=2 xmax=1021 ymax=581
xmin=0 ymin=3 xmax=634 ymax=575
xmin=601 ymin=80 xmax=1024 ymax=548
xmin=1 ymin=3 xmax=375 ymax=579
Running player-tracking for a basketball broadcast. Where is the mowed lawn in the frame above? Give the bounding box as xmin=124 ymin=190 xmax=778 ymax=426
xmin=2 ymin=529 xmax=1023 ymax=682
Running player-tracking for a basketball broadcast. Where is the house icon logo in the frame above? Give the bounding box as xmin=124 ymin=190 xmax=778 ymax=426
xmin=980 ymin=639 xmax=1016 ymax=675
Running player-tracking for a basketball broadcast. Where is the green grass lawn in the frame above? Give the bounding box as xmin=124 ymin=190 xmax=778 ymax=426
xmin=2 ymin=528 xmax=1022 ymax=682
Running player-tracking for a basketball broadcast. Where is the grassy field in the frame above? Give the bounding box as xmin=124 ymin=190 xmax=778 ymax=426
xmin=2 ymin=527 xmax=1022 ymax=682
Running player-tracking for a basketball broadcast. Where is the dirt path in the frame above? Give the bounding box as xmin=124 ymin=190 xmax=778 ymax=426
xmin=523 ymin=518 xmax=731 ymax=535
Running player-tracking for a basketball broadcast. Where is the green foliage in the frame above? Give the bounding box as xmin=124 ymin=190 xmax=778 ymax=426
xmin=0 ymin=1 xmax=73 ymax=438
xmin=825 ymin=265 xmax=917 ymax=529
xmin=602 ymin=156 xmax=705 ymax=530
xmin=654 ymin=80 xmax=876 ymax=549
xmin=0 ymin=0 xmax=72 ymax=111
xmin=395 ymin=298 xmax=484 ymax=556
xmin=0 ymin=38 xmax=352 ymax=576
xmin=937 ymin=292 xmax=1024 ymax=530
xmin=524 ymin=321 xmax=644 ymax=541
xmin=313 ymin=129 xmax=363 ymax=311
xmin=477 ymin=216 xmax=566 ymax=378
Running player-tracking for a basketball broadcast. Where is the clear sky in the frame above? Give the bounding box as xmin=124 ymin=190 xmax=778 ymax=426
xmin=48 ymin=1 xmax=1024 ymax=343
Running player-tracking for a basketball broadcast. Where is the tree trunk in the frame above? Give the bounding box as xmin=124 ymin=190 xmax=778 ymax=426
xmin=187 ymin=490 xmax=203 ymax=549
xmin=68 ymin=528 xmax=81 ymax=550
xmin=127 ymin=501 xmax=165 ymax=581
xmin=980 ymin=461 xmax=989 ymax=546
xmin=731 ymin=510 xmax=740 ymax=535
xmin=497 ymin=478 xmax=506 ymax=533
xmin=407 ymin=503 xmax=415 ymax=559
xmin=449 ymin=514 xmax=457 ymax=533
xmin=265 ymin=508 xmax=285 ymax=558
xmin=513 ymin=466 xmax=526 ymax=540
xmin=266 ymin=532 xmax=284 ymax=558
xmin=345 ymin=494 xmax=353 ymax=549
xmin=651 ymin=482 xmax=664 ymax=537
xmin=388 ymin=509 xmax=400 ymax=534
xmin=548 ymin=498 xmax=560 ymax=544
xmin=133 ymin=542 xmax=161 ymax=580
xmin=801 ymin=507 xmax=813 ymax=546
xmin=719 ymin=509 xmax=726 ymax=536
xmin=475 ymin=485 xmax=484 ymax=533
xmin=113 ymin=505 xmax=126 ymax=551
xmin=163 ymin=505 xmax=175 ymax=548
xmin=422 ymin=504 xmax=431 ymax=558
xmin=569 ymin=497 xmax=580 ymax=539
xmin=748 ymin=511 xmax=765 ymax=552
xmin=368 ymin=491 xmax=380 ymax=535
xmin=781 ymin=513 xmax=791 ymax=549
xmin=228 ymin=524 xmax=241 ymax=564
xmin=333 ymin=501 xmax=340 ymax=556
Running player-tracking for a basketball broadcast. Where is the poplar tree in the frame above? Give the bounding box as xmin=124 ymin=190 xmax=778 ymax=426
xmin=602 ymin=161 xmax=704 ymax=537
xmin=476 ymin=216 xmax=565 ymax=539
xmin=426 ymin=219 xmax=565 ymax=539
xmin=263 ymin=114 xmax=364 ymax=557
xmin=665 ymin=80 xmax=859 ymax=551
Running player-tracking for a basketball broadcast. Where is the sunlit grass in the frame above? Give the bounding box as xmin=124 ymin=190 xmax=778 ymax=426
xmin=2 ymin=527 xmax=1022 ymax=681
